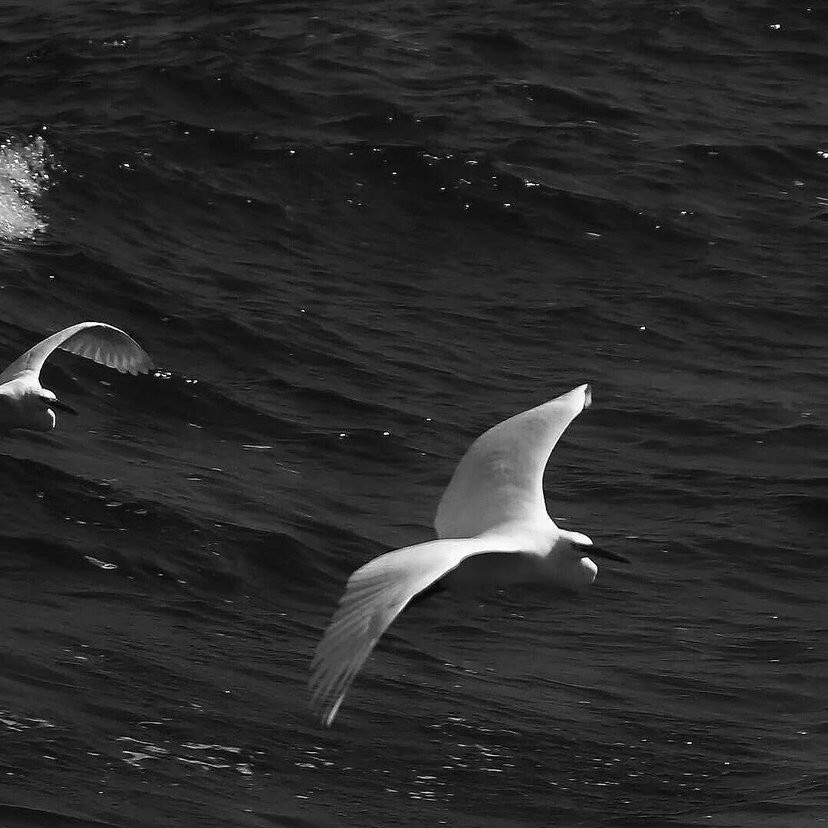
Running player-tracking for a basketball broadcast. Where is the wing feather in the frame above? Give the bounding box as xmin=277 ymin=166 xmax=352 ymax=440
xmin=309 ymin=536 xmax=516 ymax=726
xmin=434 ymin=384 xmax=591 ymax=538
xmin=0 ymin=322 xmax=154 ymax=383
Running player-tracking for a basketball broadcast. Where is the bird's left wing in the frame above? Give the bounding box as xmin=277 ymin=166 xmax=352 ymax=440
xmin=435 ymin=384 xmax=591 ymax=538
xmin=0 ymin=322 xmax=154 ymax=383
xmin=309 ymin=535 xmax=519 ymax=727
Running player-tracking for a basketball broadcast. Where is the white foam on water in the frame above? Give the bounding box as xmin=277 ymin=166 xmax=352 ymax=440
xmin=0 ymin=134 xmax=54 ymax=242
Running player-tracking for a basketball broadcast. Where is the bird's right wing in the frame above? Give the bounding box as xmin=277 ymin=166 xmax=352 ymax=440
xmin=309 ymin=535 xmax=519 ymax=727
xmin=0 ymin=322 xmax=154 ymax=383
xmin=435 ymin=384 xmax=592 ymax=538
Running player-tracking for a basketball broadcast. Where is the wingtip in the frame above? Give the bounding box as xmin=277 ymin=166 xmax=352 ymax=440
xmin=308 ymin=670 xmax=341 ymax=728
xmin=583 ymin=383 xmax=592 ymax=409
xmin=308 ymin=699 xmax=339 ymax=729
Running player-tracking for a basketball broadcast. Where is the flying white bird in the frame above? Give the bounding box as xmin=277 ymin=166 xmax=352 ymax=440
xmin=0 ymin=322 xmax=153 ymax=432
xmin=309 ymin=383 xmax=629 ymax=726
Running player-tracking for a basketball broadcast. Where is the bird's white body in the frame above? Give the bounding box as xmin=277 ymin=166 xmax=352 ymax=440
xmin=0 ymin=322 xmax=153 ymax=432
xmin=437 ymin=524 xmax=599 ymax=595
xmin=310 ymin=383 xmax=625 ymax=726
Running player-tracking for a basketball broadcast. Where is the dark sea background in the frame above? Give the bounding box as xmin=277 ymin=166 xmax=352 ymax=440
xmin=1 ymin=1 xmax=826 ymax=826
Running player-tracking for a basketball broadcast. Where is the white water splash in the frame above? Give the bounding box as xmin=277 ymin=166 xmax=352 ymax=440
xmin=0 ymin=134 xmax=54 ymax=242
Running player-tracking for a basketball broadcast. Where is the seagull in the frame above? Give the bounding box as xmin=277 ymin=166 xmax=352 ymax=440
xmin=0 ymin=322 xmax=153 ymax=432
xmin=309 ymin=383 xmax=629 ymax=727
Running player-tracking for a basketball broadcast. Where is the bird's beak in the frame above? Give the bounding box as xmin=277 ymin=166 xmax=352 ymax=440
xmin=50 ymin=397 xmax=79 ymax=415
xmin=573 ymin=543 xmax=632 ymax=563
xmin=578 ymin=544 xmax=631 ymax=564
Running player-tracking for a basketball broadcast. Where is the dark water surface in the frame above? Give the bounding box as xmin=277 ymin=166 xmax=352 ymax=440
xmin=1 ymin=2 xmax=826 ymax=826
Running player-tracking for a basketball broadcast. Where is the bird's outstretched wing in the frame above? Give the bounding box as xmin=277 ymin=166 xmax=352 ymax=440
xmin=309 ymin=535 xmax=519 ymax=727
xmin=0 ymin=322 xmax=154 ymax=383
xmin=434 ymin=384 xmax=592 ymax=538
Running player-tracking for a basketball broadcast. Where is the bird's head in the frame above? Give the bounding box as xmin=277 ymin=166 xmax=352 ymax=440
xmin=0 ymin=376 xmax=80 ymax=431
xmin=556 ymin=530 xmax=630 ymax=589
xmin=34 ymin=389 xmax=79 ymax=431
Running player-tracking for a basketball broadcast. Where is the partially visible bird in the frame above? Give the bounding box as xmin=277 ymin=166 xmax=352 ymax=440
xmin=0 ymin=322 xmax=153 ymax=432
xmin=309 ymin=383 xmax=629 ymax=727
